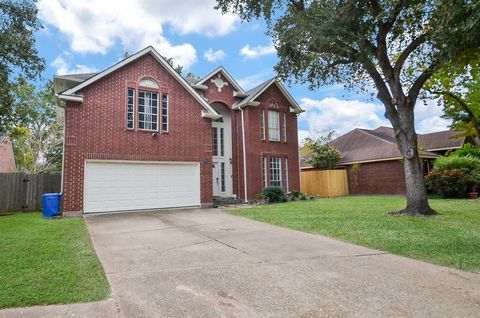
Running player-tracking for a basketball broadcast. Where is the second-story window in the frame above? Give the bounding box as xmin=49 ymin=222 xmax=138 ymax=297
xmin=268 ymin=110 xmax=280 ymax=141
xmin=138 ymin=91 xmax=158 ymax=131
xmin=260 ymin=110 xmax=266 ymax=140
xmin=282 ymin=113 xmax=287 ymax=142
xmin=161 ymin=94 xmax=168 ymax=132
xmin=127 ymin=88 xmax=135 ymax=129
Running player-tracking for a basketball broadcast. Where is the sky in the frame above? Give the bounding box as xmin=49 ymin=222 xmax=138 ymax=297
xmin=35 ymin=0 xmax=451 ymax=142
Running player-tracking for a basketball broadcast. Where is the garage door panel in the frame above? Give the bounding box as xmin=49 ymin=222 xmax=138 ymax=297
xmin=84 ymin=161 xmax=201 ymax=213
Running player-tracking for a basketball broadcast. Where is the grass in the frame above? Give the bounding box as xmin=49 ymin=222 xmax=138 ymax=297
xmin=231 ymin=196 xmax=480 ymax=272
xmin=0 ymin=213 xmax=110 ymax=309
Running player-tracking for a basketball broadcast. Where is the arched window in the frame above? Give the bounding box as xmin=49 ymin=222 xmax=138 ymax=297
xmin=139 ymin=77 xmax=159 ymax=89
xmin=268 ymin=100 xmax=279 ymax=109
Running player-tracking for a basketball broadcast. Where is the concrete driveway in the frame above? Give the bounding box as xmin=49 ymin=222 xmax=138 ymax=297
xmin=4 ymin=207 xmax=478 ymax=318
xmin=81 ymin=207 xmax=480 ymax=317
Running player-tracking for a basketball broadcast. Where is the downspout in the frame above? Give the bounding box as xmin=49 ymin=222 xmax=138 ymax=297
xmin=60 ymin=101 xmax=66 ymax=195
xmin=239 ymin=107 xmax=248 ymax=202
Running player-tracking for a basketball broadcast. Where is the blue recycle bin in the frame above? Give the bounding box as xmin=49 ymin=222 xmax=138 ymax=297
xmin=42 ymin=193 xmax=62 ymax=218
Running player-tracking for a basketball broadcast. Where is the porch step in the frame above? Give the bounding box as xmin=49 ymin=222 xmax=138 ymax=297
xmin=213 ymin=196 xmax=244 ymax=207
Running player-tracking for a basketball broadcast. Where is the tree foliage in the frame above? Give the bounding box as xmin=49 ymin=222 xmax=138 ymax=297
xmin=425 ymin=58 xmax=480 ymax=138
xmin=304 ymin=131 xmax=341 ymax=169
xmin=215 ymin=0 xmax=480 ymax=215
xmin=0 ymin=0 xmax=45 ymax=134
xmin=11 ymin=80 xmax=62 ymax=174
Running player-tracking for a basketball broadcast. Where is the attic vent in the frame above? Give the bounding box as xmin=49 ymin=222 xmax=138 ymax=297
xmin=139 ymin=77 xmax=159 ymax=89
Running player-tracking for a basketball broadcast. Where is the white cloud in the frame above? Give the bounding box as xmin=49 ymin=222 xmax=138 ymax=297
xmin=203 ymin=49 xmax=226 ymax=62
xmin=298 ymin=97 xmax=390 ymax=139
xmin=237 ymin=70 xmax=274 ymax=90
xmin=239 ymin=43 xmax=276 ymax=59
xmin=415 ymin=99 xmax=451 ymax=133
xmin=298 ymin=96 xmax=452 ymax=140
xmin=52 ymin=56 xmax=97 ymax=75
xmin=38 ymin=0 xmax=238 ymax=69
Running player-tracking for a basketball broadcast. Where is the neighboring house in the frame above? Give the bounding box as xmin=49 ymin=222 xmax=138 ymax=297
xmin=54 ymin=46 xmax=303 ymax=215
xmin=300 ymin=126 xmax=474 ymax=195
xmin=0 ymin=135 xmax=16 ymax=173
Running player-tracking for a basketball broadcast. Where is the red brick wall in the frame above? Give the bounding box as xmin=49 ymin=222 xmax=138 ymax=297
xmin=202 ymin=75 xmax=301 ymax=200
xmin=243 ymin=84 xmax=301 ymax=200
xmin=346 ymin=160 xmax=406 ymax=195
xmin=63 ymin=53 xmax=213 ymax=212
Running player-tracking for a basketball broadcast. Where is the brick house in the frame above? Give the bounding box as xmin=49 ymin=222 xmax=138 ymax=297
xmin=300 ymin=127 xmax=474 ymax=195
xmin=54 ymin=46 xmax=303 ymax=215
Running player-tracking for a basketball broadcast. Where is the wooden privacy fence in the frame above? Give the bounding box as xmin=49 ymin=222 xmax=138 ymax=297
xmin=0 ymin=173 xmax=61 ymax=215
xmin=300 ymin=169 xmax=349 ymax=197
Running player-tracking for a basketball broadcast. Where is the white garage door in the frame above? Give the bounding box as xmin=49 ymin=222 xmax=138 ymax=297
xmin=84 ymin=161 xmax=201 ymax=214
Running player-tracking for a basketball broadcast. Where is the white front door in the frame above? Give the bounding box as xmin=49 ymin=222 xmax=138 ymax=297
xmin=212 ymin=161 xmax=223 ymax=196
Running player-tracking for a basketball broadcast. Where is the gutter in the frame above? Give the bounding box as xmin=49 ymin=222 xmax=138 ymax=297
xmin=56 ymin=93 xmax=83 ymax=103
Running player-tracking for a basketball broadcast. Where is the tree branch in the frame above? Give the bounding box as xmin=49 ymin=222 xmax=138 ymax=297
xmin=361 ymin=58 xmax=400 ymax=128
xmin=429 ymin=89 xmax=480 ymax=133
xmin=393 ymin=33 xmax=428 ymax=78
xmin=409 ymin=61 xmax=440 ymax=102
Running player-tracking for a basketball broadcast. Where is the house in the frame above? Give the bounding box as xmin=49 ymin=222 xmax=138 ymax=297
xmin=54 ymin=46 xmax=303 ymax=215
xmin=300 ymin=126 xmax=474 ymax=195
xmin=0 ymin=135 xmax=16 ymax=173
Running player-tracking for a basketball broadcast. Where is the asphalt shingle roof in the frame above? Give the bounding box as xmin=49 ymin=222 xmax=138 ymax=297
xmin=300 ymin=126 xmax=465 ymax=168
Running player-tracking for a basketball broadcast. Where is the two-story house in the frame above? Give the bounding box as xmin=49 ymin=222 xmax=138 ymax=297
xmin=54 ymin=46 xmax=303 ymax=215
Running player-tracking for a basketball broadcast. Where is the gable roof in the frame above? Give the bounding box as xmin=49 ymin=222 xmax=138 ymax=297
xmin=54 ymin=73 xmax=97 ymax=83
xmin=235 ymin=78 xmax=304 ymax=113
xmin=57 ymin=46 xmax=220 ymax=119
xmin=420 ymin=130 xmax=465 ymax=151
xmin=196 ymin=66 xmax=246 ymax=95
xmin=300 ymin=127 xmax=455 ymax=168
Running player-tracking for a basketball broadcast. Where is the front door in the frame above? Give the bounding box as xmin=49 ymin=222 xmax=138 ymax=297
xmin=212 ymin=161 xmax=226 ymax=196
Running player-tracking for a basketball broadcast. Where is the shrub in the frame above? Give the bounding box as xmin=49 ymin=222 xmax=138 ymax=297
xmin=262 ymin=187 xmax=286 ymax=203
xmin=304 ymin=131 xmax=341 ymax=169
xmin=433 ymin=155 xmax=480 ymax=172
xmin=425 ymin=169 xmax=469 ymax=198
xmin=451 ymin=144 xmax=480 ymax=159
xmin=290 ymin=190 xmax=302 ymax=200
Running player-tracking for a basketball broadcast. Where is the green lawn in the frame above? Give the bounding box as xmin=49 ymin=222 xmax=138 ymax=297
xmin=231 ymin=196 xmax=480 ymax=272
xmin=0 ymin=213 xmax=110 ymax=309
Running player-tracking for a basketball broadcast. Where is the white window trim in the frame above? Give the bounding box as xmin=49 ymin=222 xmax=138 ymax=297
xmin=268 ymin=110 xmax=280 ymax=142
xmin=138 ymin=90 xmax=159 ymax=132
xmin=263 ymin=157 xmax=268 ymax=189
xmin=269 ymin=157 xmax=282 ymax=188
xmin=282 ymin=113 xmax=287 ymax=142
xmin=162 ymin=93 xmax=169 ymax=133
xmin=285 ymin=158 xmax=289 ymax=193
xmin=127 ymin=88 xmax=135 ymax=130
xmin=261 ymin=110 xmax=266 ymax=140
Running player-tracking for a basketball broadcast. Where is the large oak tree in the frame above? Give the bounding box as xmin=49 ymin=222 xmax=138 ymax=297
xmin=0 ymin=0 xmax=44 ymax=134
xmin=216 ymin=0 xmax=480 ymax=215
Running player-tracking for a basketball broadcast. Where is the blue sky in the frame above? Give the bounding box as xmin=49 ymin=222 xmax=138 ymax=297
xmin=36 ymin=0 xmax=450 ymax=142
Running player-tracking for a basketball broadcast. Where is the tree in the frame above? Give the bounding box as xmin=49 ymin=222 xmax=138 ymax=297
xmin=425 ymin=58 xmax=480 ymax=139
xmin=216 ymin=0 xmax=480 ymax=215
xmin=0 ymin=0 xmax=45 ymax=134
xmin=304 ymin=131 xmax=341 ymax=169
xmin=11 ymin=79 xmax=62 ymax=174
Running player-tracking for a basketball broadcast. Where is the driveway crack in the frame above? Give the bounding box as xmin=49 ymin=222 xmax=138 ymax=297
xmin=203 ymin=234 xmax=250 ymax=255
xmin=335 ymin=252 xmax=388 ymax=258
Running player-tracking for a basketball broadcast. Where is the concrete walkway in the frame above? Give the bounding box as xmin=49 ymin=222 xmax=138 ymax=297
xmin=2 ymin=208 xmax=480 ymax=317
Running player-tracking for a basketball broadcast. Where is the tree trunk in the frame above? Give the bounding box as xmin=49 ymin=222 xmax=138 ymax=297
xmin=394 ymin=103 xmax=437 ymax=216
